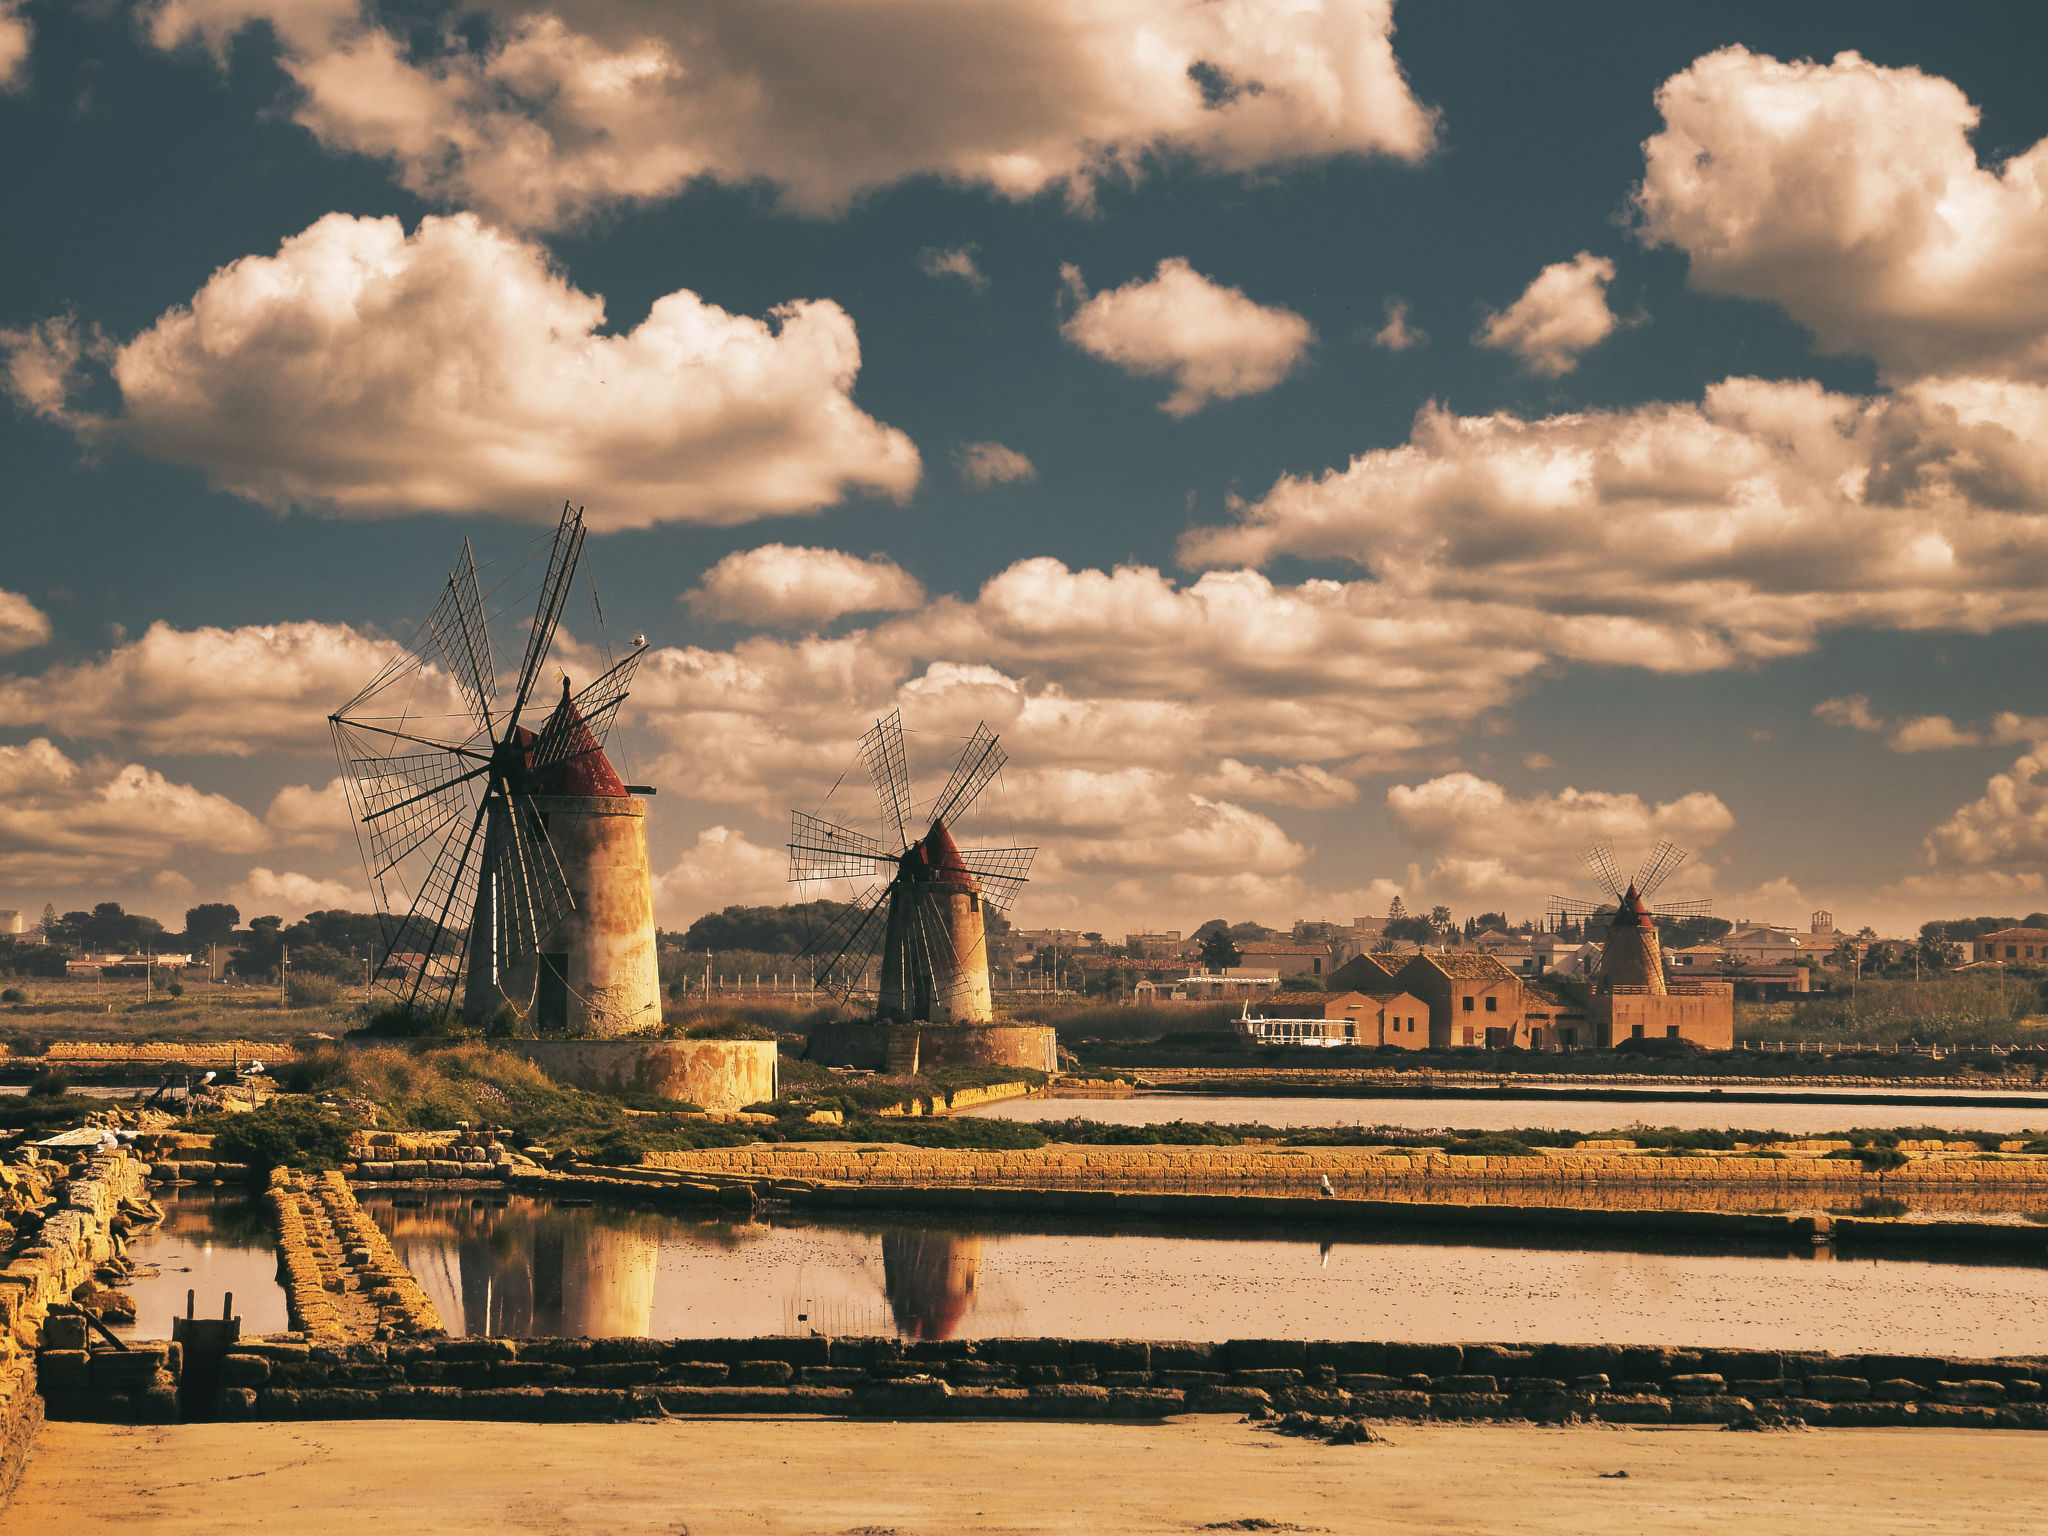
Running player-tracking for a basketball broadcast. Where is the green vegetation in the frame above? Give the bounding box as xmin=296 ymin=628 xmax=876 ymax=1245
xmin=1824 ymin=1146 xmax=1911 ymax=1172
xmin=1438 ymin=1135 xmax=1544 ymax=1157
xmin=192 ymin=1099 xmax=352 ymax=1173
xmin=1040 ymin=1118 xmax=1243 ymax=1146
xmin=1740 ymin=972 xmax=2048 ymax=1048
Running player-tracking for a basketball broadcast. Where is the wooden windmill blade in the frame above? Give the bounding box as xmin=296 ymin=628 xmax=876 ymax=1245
xmin=1635 ymin=840 xmax=1689 ymax=899
xmin=928 ymin=723 xmax=1006 ymax=829
xmin=789 ymin=811 xmax=893 ymax=883
xmin=956 ymin=846 xmax=1036 ymax=915
xmin=1580 ymin=843 xmax=1626 ymax=898
xmin=1546 ymin=895 xmax=1613 ymax=920
xmin=529 ymin=645 xmax=644 ymax=774
xmin=506 ymin=503 xmax=588 ymax=732
xmin=801 ymin=886 xmax=891 ymax=998
xmin=860 ymin=711 xmax=916 ymax=851
xmin=491 ymin=794 xmax=573 ymax=972
xmin=1650 ymin=898 xmax=1714 ymax=919
xmin=425 ymin=539 xmax=498 ymax=736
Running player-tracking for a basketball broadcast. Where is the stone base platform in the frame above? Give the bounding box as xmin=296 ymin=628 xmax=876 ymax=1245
xmin=508 ymin=1039 xmax=777 ymax=1113
xmin=806 ymin=1023 xmax=1057 ymax=1075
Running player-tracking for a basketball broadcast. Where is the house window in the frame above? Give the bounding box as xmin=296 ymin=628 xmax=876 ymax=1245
xmin=1462 ymin=996 xmax=1475 ymax=1011
xmin=1461 ymin=1027 xmax=1474 ymax=1045
xmin=1562 ymin=1028 xmax=1577 ymax=1047
xmin=1484 ymin=996 xmax=1498 ymax=1012
xmin=2009 ymin=946 xmax=2019 ymax=958
xmin=1666 ymin=1025 xmax=1680 ymax=1038
xmin=1631 ymin=1025 xmax=1645 ymax=1039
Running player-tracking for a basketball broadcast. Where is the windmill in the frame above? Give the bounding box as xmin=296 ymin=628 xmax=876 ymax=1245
xmin=330 ymin=503 xmax=659 ymax=1032
xmin=788 ymin=711 xmax=1035 ymax=1024
xmin=1547 ymin=840 xmax=1712 ymax=994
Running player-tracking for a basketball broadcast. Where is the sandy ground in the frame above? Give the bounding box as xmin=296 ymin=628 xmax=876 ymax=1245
xmin=5 ymin=1418 xmax=2042 ymax=1535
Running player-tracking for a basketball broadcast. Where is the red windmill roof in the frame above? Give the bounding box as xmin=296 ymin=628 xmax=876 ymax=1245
xmin=529 ymin=678 xmax=625 ymax=797
xmin=908 ymin=818 xmax=977 ymax=886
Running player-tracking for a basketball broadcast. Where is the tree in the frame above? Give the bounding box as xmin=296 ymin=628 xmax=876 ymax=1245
xmin=36 ymin=904 xmax=55 ymax=941
xmin=1918 ymin=937 xmax=1962 ymax=973
xmin=1429 ymin=905 xmax=1453 ymax=932
xmin=676 ymin=900 xmax=864 ymax=954
xmin=49 ymin=902 xmax=167 ymax=954
xmin=1471 ymin=911 xmax=1507 ymax=934
xmin=1199 ymin=929 xmax=1242 ymax=971
xmin=1386 ymin=896 xmax=1408 ymax=923
xmin=184 ymin=903 xmax=240 ymax=947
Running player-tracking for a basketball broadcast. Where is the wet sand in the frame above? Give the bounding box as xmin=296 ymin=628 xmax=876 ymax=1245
xmin=7 ymin=1419 xmax=2041 ymax=1534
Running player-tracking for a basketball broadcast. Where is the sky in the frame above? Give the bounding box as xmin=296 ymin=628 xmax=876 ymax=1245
xmin=4 ymin=0 xmax=2048 ymax=941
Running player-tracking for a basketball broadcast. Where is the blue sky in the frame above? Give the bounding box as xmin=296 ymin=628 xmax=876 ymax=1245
xmin=3 ymin=0 xmax=2047 ymax=937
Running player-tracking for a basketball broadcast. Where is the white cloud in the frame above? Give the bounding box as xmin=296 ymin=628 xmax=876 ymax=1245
xmin=1197 ymin=758 xmax=1359 ymax=810
xmin=1385 ymin=771 xmax=1734 ymax=904
xmin=0 ymin=1 xmax=29 ymax=91
xmin=1636 ymin=47 xmax=2048 ymax=383
xmin=1475 ymin=251 xmax=1618 ymax=377
xmin=1061 ymin=259 xmax=1314 ymax=416
xmin=266 ymin=778 xmax=353 ymax=844
xmin=1372 ymin=297 xmax=1426 ymax=352
xmin=0 ymin=738 xmax=268 ymax=883
xmin=1181 ymin=376 xmax=2048 ymax=667
xmin=1923 ymin=743 xmax=2048 ymax=867
xmin=1994 ymin=713 xmax=2048 ymax=745
xmin=653 ymin=826 xmax=788 ymax=928
xmin=684 ymin=546 xmax=925 ymax=629
xmin=145 ymin=0 xmax=1436 ymax=228
xmin=0 ymin=589 xmax=50 ymax=654
xmin=0 ymin=620 xmax=403 ymax=755
xmin=231 ymin=866 xmax=368 ymax=921
xmin=917 ymin=246 xmax=987 ymax=292
xmin=5 ymin=212 xmax=919 ymax=528
xmin=1888 ymin=716 xmax=1981 ymax=753
xmin=1814 ymin=695 xmax=1883 ymax=733
xmin=152 ymin=869 xmax=199 ymax=903
xmin=955 ymin=441 xmax=1036 ymax=488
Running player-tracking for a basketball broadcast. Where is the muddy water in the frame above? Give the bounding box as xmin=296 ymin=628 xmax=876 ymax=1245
xmin=967 ymin=1093 xmax=2048 ymax=1136
xmin=359 ymin=1191 xmax=2048 ymax=1354
xmin=113 ymin=1187 xmax=290 ymax=1341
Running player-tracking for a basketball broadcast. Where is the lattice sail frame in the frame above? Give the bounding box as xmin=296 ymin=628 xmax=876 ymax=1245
xmin=330 ymin=503 xmax=638 ymax=1017
xmin=787 ymin=710 xmax=1037 ymax=1004
xmin=1546 ymin=840 xmax=1713 ymax=931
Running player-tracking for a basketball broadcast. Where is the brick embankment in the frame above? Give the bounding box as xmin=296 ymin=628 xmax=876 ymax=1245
xmin=1125 ymin=1066 xmax=2048 ymax=1093
xmin=265 ymin=1171 xmax=442 ymax=1342
xmin=646 ymin=1143 xmax=2048 ymax=1193
xmin=37 ymin=1042 xmax=300 ymax=1067
xmin=0 ymin=1148 xmax=158 ymax=1497
xmin=90 ymin=1336 xmax=2048 ymax=1430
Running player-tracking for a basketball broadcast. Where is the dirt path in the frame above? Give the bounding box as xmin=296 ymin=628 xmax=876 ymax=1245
xmin=6 ymin=1419 xmax=2041 ymax=1535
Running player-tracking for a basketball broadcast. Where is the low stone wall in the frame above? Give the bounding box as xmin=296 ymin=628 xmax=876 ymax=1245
xmin=807 ymin=1024 xmax=1058 ymax=1075
xmin=508 ymin=1038 xmax=777 ymax=1113
xmin=0 ymin=1148 xmax=155 ymax=1496
xmin=639 ymin=1142 xmax=2048 ymax=1191
xmin=64 ymin=1335 xmax=2048 ymax=1428
xmin=40 ymin=1041 xmax=298 ymax=1066
xmin=266 ymin=1170 xmax=443 ymax=1341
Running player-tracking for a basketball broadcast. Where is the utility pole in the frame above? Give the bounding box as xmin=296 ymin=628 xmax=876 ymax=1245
xmin=280 ymin=942 xmax=289 ymax=1009
xmin=145 ymin=946 xmax=153 ymax=1003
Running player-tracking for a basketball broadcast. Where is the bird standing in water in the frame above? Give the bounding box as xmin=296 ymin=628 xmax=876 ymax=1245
xmin=1319 ymin=1174 xmax=1335 ymax=1198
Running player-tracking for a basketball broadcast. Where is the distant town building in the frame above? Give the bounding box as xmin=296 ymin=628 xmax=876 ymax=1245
xmin=1234 ymin=988 xmax=1429 ymax=1049
xmin=1974 ymin=927 xmax=2048 ymax=964
xmin=1235 ymin=942 xmax=1333 ymax=977
xmin=1123 ymin=930 xmax=1186 ymax=960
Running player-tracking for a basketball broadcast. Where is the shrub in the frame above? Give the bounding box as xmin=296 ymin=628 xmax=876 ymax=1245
xmin=0 ymin=988 xmax=24 ymax=1004
xmin=166 ymin=981 xmax=184 ymax=998
xmin=1043 ymin=1118 xmax=1241 ymax=1146
xmin=26 ymin=1068 xmax=70 ymax=1098
xmin=666 ymin=1019 xmax=776 ymax=1041
xmin=1824 ymin=1146 xmax=1910 ymax=1171
xmin=9 ymin=1034 xmax=46 ymax=1057
xmin=286 ymin=973 xmax=343 ymax=1008
xmin=199 ymin=1100 xmax=353 ymax=1173
xmin=1441 ymin=1135 xmax=1544 ymax=1157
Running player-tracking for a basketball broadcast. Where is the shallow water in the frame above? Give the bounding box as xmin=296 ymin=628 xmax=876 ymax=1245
xmin=361 ymin=1191 xmax=2048 ymax=1354
xmin=113 ymin=1187 xmax=290 ymax=1341
xmin=967 ymin=1093 xmax=2048 ymax=1136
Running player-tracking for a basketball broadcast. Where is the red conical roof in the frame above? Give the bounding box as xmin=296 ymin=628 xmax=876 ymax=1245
xmin=529 ymin=678 xmax=626 ymax=796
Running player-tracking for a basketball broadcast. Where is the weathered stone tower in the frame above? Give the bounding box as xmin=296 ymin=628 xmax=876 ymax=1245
xmin=1597 ymin=885 xmax=1667 ymax=995
xmin=877 ymin=820 xmax=994 ymax=1025
xmin=464 ymin=682 xmax=661 ymax=1037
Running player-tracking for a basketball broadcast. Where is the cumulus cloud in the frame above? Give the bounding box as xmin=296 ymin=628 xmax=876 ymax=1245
xmin=1636 ymin=47 xmax=2048 ymax=382
xmin=4 ymin=212 xmax=918 ymax=527
xmin=1061 ymin=259 xmax=1314 ymax=416
xmin=0 ymin=620 xmax=405 ymax=755
xmin=0 ymin=589 xmax=51 ymax=655
xmin=0 ymin=1 xmax=29 ymax=91
xmin=1923 ymin=742 xmax=2048 ymax=867
xmin=684 ymin=546 xmax=925 ymax=629
xmin=955 ymin=441 xmax=1036 ymax=488
xmin=653 ymin=826 xmax=788 ymax=927
xmin=1181 ymin=376 xmax=2048 ymax=667
xmin=917 ymin=245 xmax=987 ymax=292
xmin=0 ymin=737 xmax=268 ymax=883
xmin=1814 ymin=695 xmax=1883 ymax=733
xmin=1198 ymin=758 xmax=1359 ymax=811
xmin=1816 ymin=696 xmax=1989 ymax=752
xmin=231 ymin=866 xmax=369 ymax=921
xmin=145 ymin=0 xmax=1435 ymax=228
xmin=1888 ymin=716 xmax=1982 ymax=753
xmin=1475 ymin=251 xmax=1618 ymax=376
xmin=1372 ymin=297 xmax=1426 ymax=352
xmin=1385 ymin=771 xmax=1734 ymax=904
xmin=266 ymin=778 xmax=353 ymax=844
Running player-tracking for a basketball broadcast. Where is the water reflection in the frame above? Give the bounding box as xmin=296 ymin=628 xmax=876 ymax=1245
xmin=357 ymin=1192 xmax=2048 ymax=1354
xmin=881 ymin=1230 xmax=981 ymax=1340
xmin=116 ymin=1187 xmax=289 ymax=1340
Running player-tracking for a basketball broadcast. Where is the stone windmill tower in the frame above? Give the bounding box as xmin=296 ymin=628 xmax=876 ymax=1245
xmin=788 ymin=711 xmax=1034 ymax=1024
xmin=331 ymin=503 xmax=661 ymax=1036
xmin=1549 ymin=841 xmax=1711 ymax=993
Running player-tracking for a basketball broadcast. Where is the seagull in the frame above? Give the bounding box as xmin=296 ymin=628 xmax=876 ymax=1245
xmin=200 ymin=1071 xmax=216 ymax=1084
xmin=1319 ymin=1174 xmax=1336 ymax=1198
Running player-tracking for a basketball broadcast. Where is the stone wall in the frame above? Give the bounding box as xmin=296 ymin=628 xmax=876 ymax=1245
xmin=78 ymin=1334 xmax=2048 ymax=1429
xmin=643 ymin=1142 xmax=2048 ymax=1191
xmin=509 ymin=1038 xmax=777 ymax=1113
xmin=266 ymin=1170 xmax=443 ymax=1341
